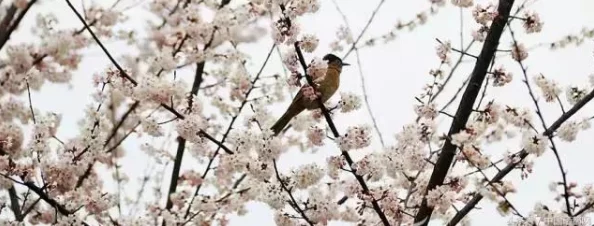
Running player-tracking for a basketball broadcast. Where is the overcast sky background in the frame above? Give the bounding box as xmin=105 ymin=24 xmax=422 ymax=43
xmin=5 ymin=0 xmax=594 ymax=225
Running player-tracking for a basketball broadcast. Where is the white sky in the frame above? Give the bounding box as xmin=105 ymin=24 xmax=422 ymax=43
xmin=5 ymin=0 xmax=594 ymax=225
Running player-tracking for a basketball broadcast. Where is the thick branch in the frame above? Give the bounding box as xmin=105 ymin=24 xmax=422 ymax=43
xmin=0 ymin=1 xmax=37 ymax=50
xmin=8 ymin=187 xmax=23 ymax=221
xmin=0 ymin=5 xmax=17 ymax=36
xmin=22 ymin=182 xmax=71 ymax=216
xmin=413 ymin=1 xmax=515 ymax=224
xmin=165 ymin=62 xmax=205 ymax=211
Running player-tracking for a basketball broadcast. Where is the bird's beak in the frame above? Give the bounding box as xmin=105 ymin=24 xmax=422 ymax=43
xmin=342 ymin=62 xmax=351 ymax=66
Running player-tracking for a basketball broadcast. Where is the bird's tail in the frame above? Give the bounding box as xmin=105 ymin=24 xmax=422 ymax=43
xmin=270 ymin=104 xmax=304 ymax=136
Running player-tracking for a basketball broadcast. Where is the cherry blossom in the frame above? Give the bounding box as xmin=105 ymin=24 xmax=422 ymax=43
xmin=1 ymin=1 xmax=594 ymax=226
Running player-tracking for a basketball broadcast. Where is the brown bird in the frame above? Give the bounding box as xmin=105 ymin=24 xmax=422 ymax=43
xmin=270 ymin=53 xmax=349 ymax=136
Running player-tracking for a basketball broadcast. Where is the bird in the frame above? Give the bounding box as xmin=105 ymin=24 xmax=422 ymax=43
xmin=270 ymin=53 xmax=349 ymax=136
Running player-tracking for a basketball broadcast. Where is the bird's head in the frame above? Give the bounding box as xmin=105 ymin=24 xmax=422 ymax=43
xmin=323 ymin=53 xmax=350 ymax=68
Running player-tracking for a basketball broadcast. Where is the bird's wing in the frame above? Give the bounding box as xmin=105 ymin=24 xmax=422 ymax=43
xmin=290 ymin=86 xmax=304 ymax=104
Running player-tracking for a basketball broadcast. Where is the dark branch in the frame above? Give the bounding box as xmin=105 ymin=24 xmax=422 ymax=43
xmin=65 ymin=0 xmax=136 ymax=85
xmin=8 ymin=187 xmax=23 ymax=221
xmin=279 ymin=4 xmax=391 ymax=225
xmin=0 ymin=1 xmax=38 ymax=50
xmin=413 ymin=1 xmax=516 ymax=224
xmin=165 ymin=61 xmax=206 ymax=212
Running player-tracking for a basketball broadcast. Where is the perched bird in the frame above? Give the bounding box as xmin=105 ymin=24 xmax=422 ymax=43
xmin=270 ymin=53 xmax=349 ymax=136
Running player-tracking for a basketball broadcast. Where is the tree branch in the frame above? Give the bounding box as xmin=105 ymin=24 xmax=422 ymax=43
xmin=331 ymin=0 xmax=386 ymax=147
xmin=0 ymin=5 xmax=17 ymax=37
xmin=413 ymin=1 xmax=516 ymax=224
xmin=65 ymin=0 xmax=136 ymax=85
xmin=165 ymin=61 xmax=206 ymax=212
xmin=273 ymin=160 xmax=314 ymax=225
xmin=278 ymin=3 xmax=391 ymax=224
xmin=0 ymin=1 xmax=37 ymax=50
xmin=66 ymin=0 xmax=233 ymax=155
xmin=507 ymin=22 xmax=573 ymax=216
xmin=182 ymin=44 xmax=276 ymax=220
xmin=8 ymin=187 xmax=23 ymax=221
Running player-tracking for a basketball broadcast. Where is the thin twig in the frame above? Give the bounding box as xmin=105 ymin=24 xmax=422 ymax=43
xmin=507 ymin=22 xmax=573 ymax=216
xmin=331 ymin=0 xmax=385 ymax=147
xmin=429 ymin=41 xmax=475 ymax=104
xmin=273 ymin=160 xmax=314 ymax=225
xmin=342 ymin=0 xmax=387 ymax=59
xmin=103 ymin=101 xmax=139 ymax=147
xmin=354 ymin=48 xmax=385 ymax=147
xmin=26 ymin=81 xmax=36 ymax=124
xmin=65 ymin=0 xmax=136 ymax=85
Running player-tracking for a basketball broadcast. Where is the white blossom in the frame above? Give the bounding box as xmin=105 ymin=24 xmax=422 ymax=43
xmin=523 ymin=11 xmax=543 ymax=33
xmin=436 ymin=40 xmax=452 ymax=63
xmin=566 ymin=86 xmax=587 ymax=105
xmin=338 ymin=92 xmax=362 ymax=113
xmin=522 ymin=132 xmax=548 ymax=156
xmin=472 ymin=3 xmax=497 ymax=25
xmin=299 ymin=33 xmax=319 ymax=53
xmin=293 ymin=163 xmax=324 ymax=189
xmin=451 ymin=0 xmax=473 ymax=8
xmin=511 ymin=42 xmax=529 ymax=61
xmin=491 ymin=66 xmax=513 ymax=86
xmin=533 ymin=74 xmax=561 ymax=102
xmin=426 ymin=185 xmax=457 ymax=214
xmin=337 ymin=125 xmax=372 ymax=151
xmin=557 ymin=120 xmax=581 ymax=142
